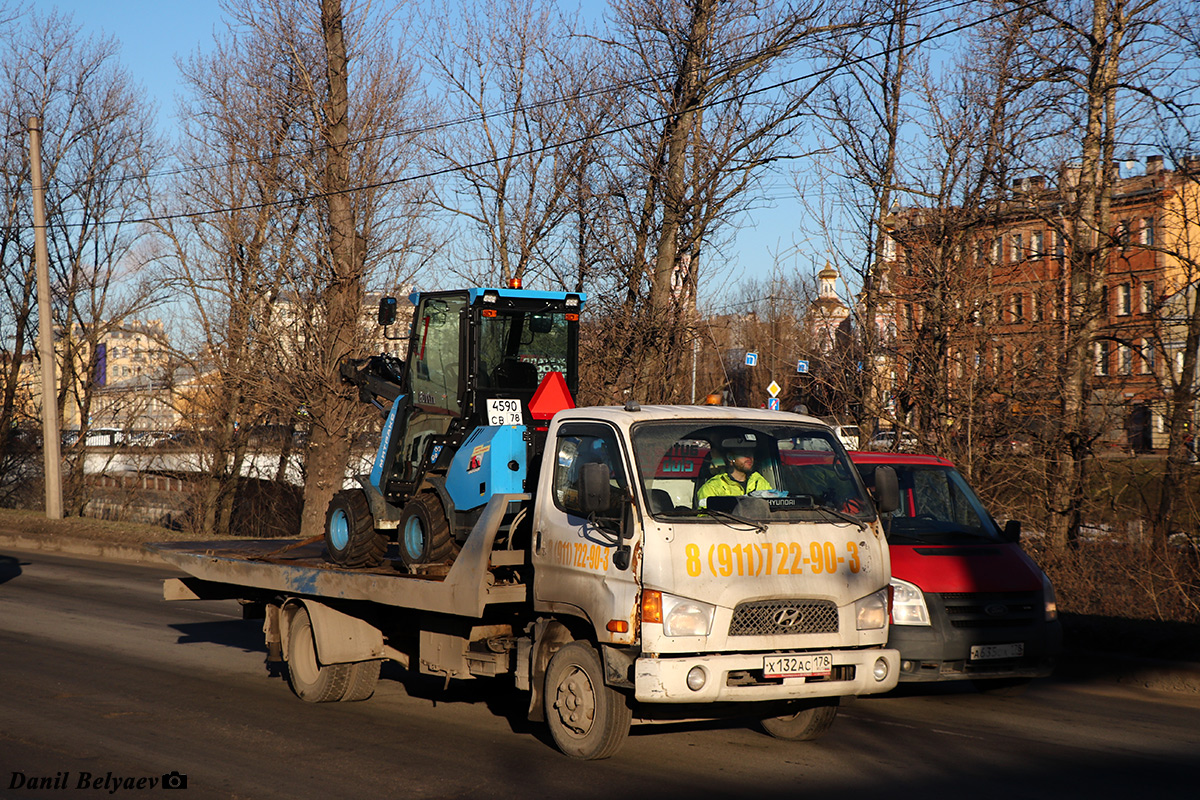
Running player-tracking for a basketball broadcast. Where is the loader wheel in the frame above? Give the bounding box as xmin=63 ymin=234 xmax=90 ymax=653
xmin=760 ymin=699 xmax=838 ymax=741
xmin=397 ymin=492 xmax=455 ymax=567
xmin=545 ymin=641 xmax=632 ymax=760
xmin=325 ymin=489 xmax=386 ymax=568
xmin=285 ymin=606 xmax=352 ymax=703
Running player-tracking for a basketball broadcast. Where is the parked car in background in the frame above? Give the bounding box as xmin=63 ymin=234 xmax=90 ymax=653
xmin=866 ymin=429 xmax=919 ymax=452
xmin=82 ymin=427 xmax=127 ymax=447
xmin=851 ymin=451 xmax=1061 ymax=688
xmin=829 ymin=423 xmax=861 ymax=451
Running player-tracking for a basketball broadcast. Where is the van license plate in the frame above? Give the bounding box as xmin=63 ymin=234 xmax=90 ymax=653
xmin=763 ymin=652 xmax=833 ymax=678
xmin=970 ymin=643 xmax=1024 ymax=661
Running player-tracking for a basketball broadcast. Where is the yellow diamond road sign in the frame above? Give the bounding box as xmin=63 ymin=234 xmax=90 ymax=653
xmin=767 ymin=380 xmax=781 ymax=397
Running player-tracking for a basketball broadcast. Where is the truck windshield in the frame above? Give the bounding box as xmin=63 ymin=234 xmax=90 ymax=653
xmin=479 ymin=309 xmax=574 ymax=391
xmin=630 ymin=421 xmax=872 ymax=523
xmin=858 ymin=462 xmax=1002 ymax=543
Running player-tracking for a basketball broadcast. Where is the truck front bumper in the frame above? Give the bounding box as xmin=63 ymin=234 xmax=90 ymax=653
xmin=634 ymin=648 xmax=899 ymax=703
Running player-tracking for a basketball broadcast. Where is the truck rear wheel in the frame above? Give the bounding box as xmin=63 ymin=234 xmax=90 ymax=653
xmin=325 ymin=489 xmax=386 ymax=568
xmin=760 ymin=700 xmax=838 ymax=741
xmin=285 ymin=607 xmax=351 ymax=703
xmin=398 ymin=492 xmax=455 ymax=567
xmin=545 ymin=641 xmax=632 ymax=760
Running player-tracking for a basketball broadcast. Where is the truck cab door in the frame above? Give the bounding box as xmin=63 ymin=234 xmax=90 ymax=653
xmin=532 ymin=422 xmax=640 ymax=644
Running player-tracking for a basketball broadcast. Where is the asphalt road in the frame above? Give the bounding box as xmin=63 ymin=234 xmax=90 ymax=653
xmin=2 ymin=548 xmax=1198 ymax=800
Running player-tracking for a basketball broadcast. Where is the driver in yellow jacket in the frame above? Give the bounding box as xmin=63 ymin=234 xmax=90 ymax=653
xmin=697 ymin=437 xmax=771 ymax=507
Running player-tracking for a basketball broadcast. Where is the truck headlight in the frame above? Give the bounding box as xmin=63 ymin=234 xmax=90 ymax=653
xmin=661 ymin=593 xmax=716 ymax=637
xmin=889 ymin=578 xmax=930 ymax=626
xmin=1042 ymin=573 xmax=1058 ymax=621
xmin=855 ymin=588 xmax=889 ymax=630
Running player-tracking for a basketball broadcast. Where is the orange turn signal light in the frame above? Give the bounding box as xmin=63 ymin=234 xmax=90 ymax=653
xmin=606 ymin=620 xmax=629 ymax=633
xmin=641 ymin=590 xmax=663 ymax=624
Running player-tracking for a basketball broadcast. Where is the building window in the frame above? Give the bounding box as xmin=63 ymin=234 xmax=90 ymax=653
xmin=1094 ymin=341 xmax=1110 ymax=376
xmin=1010 ymin=293 xmax=1024 ymax=323
xmin=1141 ymin=281 xmax=1155 ymax=314
xmin=991 ymin=236 xmax=1003 ymax=263
xmin=1032 ymin=230 xmax=1045 ymax=257
xmin=1141 ymin=216 xmax=1155 ymax=246
xmin=1118 ymin=344 xmax=1133 ymax=375
xmin=904 ymin=303 xmax=915 ymax=332
xmin=1033 ymin=290 xmax=1045 ymax=322
xmin=1140 ymin=339 xmax=1155 ymax=374
xmin=1117 ymin=283 xmax=1132 ymax=316
xmin=1011 ymin=233 xmax=1024 ymax=262
xmin=1055 ymin=230 xmax=1066 ymax=260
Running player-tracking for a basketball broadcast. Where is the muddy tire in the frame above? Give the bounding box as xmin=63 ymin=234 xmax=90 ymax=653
xmin=545 ymin=641 xmax=632 ymax=760
xmin=285 ymin=607 xmax=352 ymax=703
xmin=397 ymin=492 xmax=455 ymax=567
xmin=342 ymin=659 xmax=382 ymax=702
xmin=325 ymin=489 xmax=386 ymax=568
xmin=760 ymin=700 xmax=838 ymax=741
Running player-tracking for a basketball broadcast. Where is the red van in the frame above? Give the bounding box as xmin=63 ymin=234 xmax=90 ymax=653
xmin=851 ymin=452 xmax=1061 ymax=686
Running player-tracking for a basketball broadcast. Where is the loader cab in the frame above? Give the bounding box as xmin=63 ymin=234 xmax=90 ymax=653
xmin=375 ymin=287 xmax=582 ymax=503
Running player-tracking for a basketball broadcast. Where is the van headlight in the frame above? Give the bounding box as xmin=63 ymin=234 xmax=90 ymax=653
xmin=855 ymin=588 xmax=889 ymax=630
xmin=890 ymin=578 xmax=930 ymax=626
xmin=662 ymin=593 xmax=716 ymax=637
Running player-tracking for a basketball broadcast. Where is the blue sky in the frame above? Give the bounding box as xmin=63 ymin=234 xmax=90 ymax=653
xmin=39 ymin=0 xmax=812 ymax=306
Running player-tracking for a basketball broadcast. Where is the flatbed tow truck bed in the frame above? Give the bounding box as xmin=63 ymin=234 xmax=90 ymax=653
xmin=146 ymin=494 xmax=527 ymax=616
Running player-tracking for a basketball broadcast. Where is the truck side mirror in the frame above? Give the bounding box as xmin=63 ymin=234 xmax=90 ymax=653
xmin=378 ymin=296 xmax=397 ymax=326
xmin=579 ymin=462 xmax=612 ymax=516
xmin=873 ymin=466 xmax=900 ymax=514
xmin=1003 ymin=519 xmax=1021 ymax=543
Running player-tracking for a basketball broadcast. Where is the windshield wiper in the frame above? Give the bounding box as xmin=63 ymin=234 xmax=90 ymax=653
xmin=814 ymin=504 xmax=866 ymax=530
xmin=661 ymin=507 xmax=767 ymax=533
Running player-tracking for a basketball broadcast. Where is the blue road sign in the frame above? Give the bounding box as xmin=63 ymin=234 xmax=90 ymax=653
xmin=767 ymin=397 xmax=780 ymax=411
xmin=746 ymin=352 xmax=758 ymax=367
xmin=796 ymin=360 xmax=809 ymax=374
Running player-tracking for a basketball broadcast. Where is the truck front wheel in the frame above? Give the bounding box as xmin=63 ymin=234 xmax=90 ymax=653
xmin=760 ymin=700 xmax=838 ymax=741
xmin=325 ymin=489 xmax=386 ymax=568
xmin=545 ymin=641 xmax=632 ymax=760
xmin=397 ymin=492 xmax=455 ymax=567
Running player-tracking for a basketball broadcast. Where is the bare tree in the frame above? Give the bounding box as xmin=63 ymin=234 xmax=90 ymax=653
xmin=587 ymin=0 xmax=859 ymax=403
xmin=0 ymin=8 xmax=162 ymax=513
xmin=153 ymin=0 xmax=428 ymax=537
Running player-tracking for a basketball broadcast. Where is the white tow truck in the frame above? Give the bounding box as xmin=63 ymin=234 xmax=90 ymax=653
xmin=151 ymin=404 xmax=900 ymax=759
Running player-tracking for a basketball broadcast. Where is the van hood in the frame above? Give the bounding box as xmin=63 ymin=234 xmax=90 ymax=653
xmin=890 ymin=542 xmax=1044 ymax=593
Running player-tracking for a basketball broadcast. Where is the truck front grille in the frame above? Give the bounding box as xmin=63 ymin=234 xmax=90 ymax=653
xmin=728 ymin=599 xmax=839 ymax=636
xmin=940 ymin=592 xmax=1040 ymax=629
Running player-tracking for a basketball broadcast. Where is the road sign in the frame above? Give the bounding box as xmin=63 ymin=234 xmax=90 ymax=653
xmin=767 ymin=397 xmax=780 ymax=411
xmin=796 ymin=360 xmax=809 ymax=374
xmin=767 ymin=380 xmax=781 ymax=397
xmin=745 ymin=352 xmax=758 ymax=367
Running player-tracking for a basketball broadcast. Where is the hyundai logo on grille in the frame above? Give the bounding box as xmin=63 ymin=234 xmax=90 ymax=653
xmin=773 ymin=608 xmax=803 ymax=627
xmin=985 ymin=603 xmax=1009 ymax=617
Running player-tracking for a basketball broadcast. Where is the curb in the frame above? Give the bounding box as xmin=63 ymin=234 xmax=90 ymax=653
xmin=0 ymin=533 xmax=166 ymax=565
xmin=1058 ymin=650 xmax=1200 ymax=696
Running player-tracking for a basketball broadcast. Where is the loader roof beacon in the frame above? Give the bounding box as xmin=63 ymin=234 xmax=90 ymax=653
xmin=149 ymin=281 xmax=902 ymax=760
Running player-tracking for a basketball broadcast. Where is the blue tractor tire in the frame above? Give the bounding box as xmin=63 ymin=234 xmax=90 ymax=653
xmin=324 ymin=489 xmax=387 ymax=568
xmin=398 ymin=492 xmax=455 ymax=568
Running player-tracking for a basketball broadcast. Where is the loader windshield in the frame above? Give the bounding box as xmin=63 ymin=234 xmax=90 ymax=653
xmin=479 ymin=309 xmax=576 ymax=392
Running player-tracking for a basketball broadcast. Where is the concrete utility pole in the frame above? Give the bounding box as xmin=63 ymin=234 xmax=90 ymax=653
xmin=28 ymin=117 xmax=64 ymax=519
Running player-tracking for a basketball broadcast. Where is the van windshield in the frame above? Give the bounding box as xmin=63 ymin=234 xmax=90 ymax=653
xmin=858 ymin=462 xmax=1002 ymax=543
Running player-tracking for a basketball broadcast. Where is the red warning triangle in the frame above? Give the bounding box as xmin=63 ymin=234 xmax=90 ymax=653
xmin=528 ymin=371 xmax=575 ymax=420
